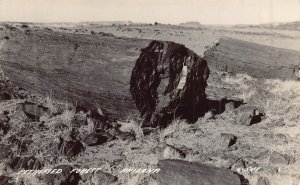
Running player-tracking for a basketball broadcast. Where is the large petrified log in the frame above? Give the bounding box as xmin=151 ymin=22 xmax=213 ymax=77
xmin=204 ymin=37 xmax=300 ymax=80
xmin=0 ymin=29 xmax=149 ymax=120
xmin=0 ymin=28 xmax=209 ymax=127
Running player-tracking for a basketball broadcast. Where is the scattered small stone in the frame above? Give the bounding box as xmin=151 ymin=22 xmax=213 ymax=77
xmin=257 ymin=177 xmax=271 ymax=185
xmin=0 ymin=175 xmax=14 ymax=185
xmin=71 ymin=112 xmax=87 ymax=128
xmin=220 ymin=133 xmax=237 ymax=148
xmin=43 ymin=165 xmax=81 ymax=185
xmin=94 ymin=119 xmax=111 ymax=131
xmin=142 ymin=127 xmax=159 ymax=136
xmin=98 ymin=32 xmax=114 ymax=37
xmin=221 ymin=154 xmax=239 ymax=168
xmin=0 ymin=113 xmax=9 ymax=124
xmin=226 ymin=145 xmax=238 ymax=152
xmin=52 ymin=137 xmax=85 ymax=158
xmin=88 ymin=111 xmax=112 ymax=131
xmin=17 ymin=88 xmax=30 ymax=99
xmin=83 ymin=132 xmax=110 ymax=146
xmin=274 ymin=118 xmax=285 ymax=127
xmin=62 ymin=140 xmax=84 ymax=158
xmin=54 ymin=123 xmax=68 ymax=130
xmin=14 ymin=139 xmax=33 ymax=154
xmin=16 ymin=101 xmax=48 ymax=121
xmin=9 ymin=156 xmax=43 ymax=171
xmin=0 ymin=113 xmax=10 ymax=134
xmin=108 ymin=128 xmax=122 ymax=137
xmin=152 ymin=143 xmax=186 ymax=159
xmin=96 ymin=131 xmax=115 ymax=141
xmin=230 ymin=158 xmax=247 ymax=169
xmin=0 ymin=92 xmax=11 ymax=101
xmin=177 ymin=145 xmax=196 ymax=155
xmin=0 ymin=144 xmax=11 ymax=160
xmin=225 ymin=102 xmax=235 ymax=112
xmin=118 ymin=131 xmax=135 ymax=142
xmin=269 ymin=151 xmax=295 ymax=165
xmin=269 ymin=167 xmax=281 ymax=174
xmin=91 ymin=171 xmax=118 ymax=185
xmin=265 ymin=133 xmax=290 ymax=144
xmin=255 ymin=150 xmax=270 ymax=160
xmin=235 ymin=105 xmax=265 ymax=126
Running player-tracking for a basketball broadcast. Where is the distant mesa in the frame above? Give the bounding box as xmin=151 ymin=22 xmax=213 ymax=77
xmin=263 ymin=21 xmax=300 ymax=30
xmin=178 ymin=21 xmax=206 ymax=29
xmin=234 ymin=21 xmax=300 ymax=31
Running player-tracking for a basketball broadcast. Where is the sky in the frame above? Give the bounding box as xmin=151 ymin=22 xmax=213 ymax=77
xmin=0 ymin=0 xmax=299 ymax=25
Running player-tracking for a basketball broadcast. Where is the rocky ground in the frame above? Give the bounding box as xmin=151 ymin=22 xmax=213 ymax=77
xmin=0 ymin=22 xmax=300 ymax=185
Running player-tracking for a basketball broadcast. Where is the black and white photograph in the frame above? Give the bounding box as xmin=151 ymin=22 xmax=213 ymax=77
xmin=0 ymin=0 xmax=300 ymax=184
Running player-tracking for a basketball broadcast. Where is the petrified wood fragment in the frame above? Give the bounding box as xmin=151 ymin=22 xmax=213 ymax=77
xmin=130 ymin=41 xmax=209 ymax=127
xmin=157 ymin=159 xmax=247 ymax=185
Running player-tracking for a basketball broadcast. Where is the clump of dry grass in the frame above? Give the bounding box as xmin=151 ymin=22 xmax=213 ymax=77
xmin=118 ymin=116 xmax=144 ymax=140
xmin=45 ymin=94 xmax=58 ymax=115
xmin=159 ymin=111 xmax=213 ymax=143
xmin=0 ymin=162 xmax=6 ymax=175
xmin=222 ymin=73 xmax=300 ymax=123
xmin=60 ymin=108 xmax=75 ymax=128
xmin=196 ymin=111 xmax=213 ymax=125
xmin=223 ymin=73 xmax=257 ymax=102
xmin=159 ymin=119 xmax=189 ymax=142
xmin=13 ymin=175 xmax=44 ymax=185
xmin=80 ymin=117 xmax=95 ymax=133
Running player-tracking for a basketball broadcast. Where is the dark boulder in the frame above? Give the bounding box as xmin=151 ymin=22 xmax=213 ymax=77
xmin=254 ymin=149 xmax=270 ymax=160
xmin=0 ymin=92 xmax=11 ymax=101
xmin=51 ymin=137 xmax=85 ymax=158
xmin=43 ymin=165 xmax=81 ymax=185
xmin=220 ymin=133 xmax=237 ymax=148
xmin=0 ymin=144 xmax=12 ymax=160
xmin=90 ymin=171 xmax=118 ymax=185
xmin=16 ymin=101 xmax=48 ymax=121
xmin=0 ymin=113 xmax=10 ymax=134
xmin=0 ymin=175 xmax=14 ymax=185
xmin=152 ymin=143 xmax=186 ymax=159
xmin=118 ymin=131 xmax=135 ymax=142
xmin=61 ymin=140 xmax=84 ymax=158
xmin=257 ymin=177 xmax=271 ymax=185
xmin=83 ymin=132 xmax=110 ymax=146
xmin=158 ymin=159 xmax=247 ymax=185
xmin=0 ymin=113 xmax=9 ymax=123
xmin=130 ymin=41 xmax=210 ymax=127
xmin=9 ymin=156 xmax=43 ymax=171
xmin=269 ymin=151 xmax=295 ymax=165
xmin=234 ymin=105 xmax=265 ymax=126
